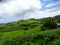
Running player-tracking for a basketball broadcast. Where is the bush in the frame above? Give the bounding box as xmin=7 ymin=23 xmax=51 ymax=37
xmin=43 ymin=17 xmax=57 ymax=29
xmin=40 ymin=25 xmax=46 ymax=31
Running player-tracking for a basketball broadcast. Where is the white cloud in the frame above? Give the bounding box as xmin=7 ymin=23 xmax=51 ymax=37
xmin=0 ymin=0 xmax=42 ymax=23
xmin=24 ymin=7 xmax=60 ymax=19
xmin=0 ymin=0 xmax=60 ymax=23
xmin=0 ymin=0 xmax=41 ymax=15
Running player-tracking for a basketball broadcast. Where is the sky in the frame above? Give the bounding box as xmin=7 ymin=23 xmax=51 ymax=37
xmin=0 ymin=0 xmax=60 ymax=23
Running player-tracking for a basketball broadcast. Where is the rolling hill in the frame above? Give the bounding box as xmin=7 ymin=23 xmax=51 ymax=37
xmin=0 ymin=15 xmax=60 ymax=45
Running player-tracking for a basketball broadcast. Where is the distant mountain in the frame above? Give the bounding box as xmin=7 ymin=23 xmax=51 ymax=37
xmin=39 ymin=15 xmax=60 ymax=22
xmin=53 ymin=15 xmax=60 ymax=23
xmin=53 ymin=15 xmax=60 ymax=19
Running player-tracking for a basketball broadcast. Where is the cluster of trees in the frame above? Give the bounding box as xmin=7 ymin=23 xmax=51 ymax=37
xmin=40 ymin=17 xmax=58 ymax=30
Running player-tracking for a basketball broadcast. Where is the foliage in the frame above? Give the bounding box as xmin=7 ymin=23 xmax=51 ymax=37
xmin=43 ymin=17 xmax=57 ymax=29
xmin=0 ymin=18 xmax=41 ymax=32
xmin=0 ymin=28 xmax=60 ymax=45
xmin=0 ymin=16 xmax=60 ymax=45
xmin=55 ymin=19 xmax=60 ymax=23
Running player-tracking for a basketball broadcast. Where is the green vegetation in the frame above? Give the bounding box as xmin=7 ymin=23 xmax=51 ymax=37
xmin=0 ymin=15 xmax=60 ymax=45
xmin=43 ymin=17 xmax=57 ymax=29
xmin=0 ymin=19 xmax=42 ymax=32
xmin=0 ymin=28 xmax=60 ymax=45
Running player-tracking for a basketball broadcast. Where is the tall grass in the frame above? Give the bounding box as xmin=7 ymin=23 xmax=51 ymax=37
xmin=0 ymin=28 xmax=60 ymax=45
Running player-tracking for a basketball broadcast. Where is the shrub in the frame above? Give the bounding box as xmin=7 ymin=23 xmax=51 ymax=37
xmin=43 ymin=17 xmax=57 ymax=29
xmin=40 ymin=25 xmax=46 ymax=31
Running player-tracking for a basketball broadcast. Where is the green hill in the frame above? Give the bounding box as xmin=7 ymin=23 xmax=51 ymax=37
xmin=53 ymin=15 xmax=60 ymax=19
xmin=40 ymin=15 xmax=60 ymax=23
xmin=53 ymin=15 xmax=60 ymax=23
xmin=0 ymin=19 xmax=42 ymax=32
xmin=0 ymin=16 xmax=60 ymax=45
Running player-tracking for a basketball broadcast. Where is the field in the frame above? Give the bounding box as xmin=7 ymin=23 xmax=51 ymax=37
xmin=0 ymin=18 xmax=60 ymax=45
xmin=0 ymin=28 xmax=60 ymax=45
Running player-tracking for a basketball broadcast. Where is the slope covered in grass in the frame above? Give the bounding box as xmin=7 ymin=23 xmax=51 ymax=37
xmin=0 ymin=28 xmax=60 ymax=45
xmin=0 ymin=16 xmax=60 ymax=45
xmin=0 ymin=19 xmax=42 ymax=32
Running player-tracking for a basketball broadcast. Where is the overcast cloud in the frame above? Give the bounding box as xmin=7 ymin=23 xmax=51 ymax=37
xmin=0 ymin=0 xmax=60 ymax=23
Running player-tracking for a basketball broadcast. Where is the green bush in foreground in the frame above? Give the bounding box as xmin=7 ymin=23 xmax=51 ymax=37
xmin=0 ymin=28 xmax=60 ymax=45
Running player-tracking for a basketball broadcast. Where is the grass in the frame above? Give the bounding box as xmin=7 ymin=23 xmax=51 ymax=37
xmin=0 ymin=28 xmax=60 ymax=45
xmin=0 ymin=18 xmax=60 ymax=45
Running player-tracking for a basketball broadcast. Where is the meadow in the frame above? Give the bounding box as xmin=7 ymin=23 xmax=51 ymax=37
xmin=0 ymin=16 xmax=60 ymax=45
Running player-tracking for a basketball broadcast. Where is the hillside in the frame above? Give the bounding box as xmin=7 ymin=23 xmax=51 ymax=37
xmin=0 ymin=19 xmax=42 ymax=32
xmin=53 ymin=15 xmax=60 ymax=23
xmin=53 ymin=15 xmax=60 ymax=19
xmin=0 ymin=15 xmax=60 ymax=32
xmin=0 ymin=16 xmax=60 ymax=45
xmin=0 ymin=27 xmax=60 ymax=45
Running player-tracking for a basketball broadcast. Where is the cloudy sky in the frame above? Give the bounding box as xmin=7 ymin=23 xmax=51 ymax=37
xmin=0 ymin=0 xmax=60 ymax=23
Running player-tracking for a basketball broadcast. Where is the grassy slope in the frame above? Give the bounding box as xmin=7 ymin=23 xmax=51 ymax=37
xmin=0 ymin=28 xmax=60 ymax=45
xmin=0 ymin=18 xmax=60 ymax=45
xmin=0 ymin=19 xmax=42 ymax=32
xmin=1 ymin=28 xmax=60 ymax=39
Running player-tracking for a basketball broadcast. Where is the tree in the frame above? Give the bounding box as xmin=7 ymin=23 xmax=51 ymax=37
xmin=43 ymin=17 xmax=57 ymax=29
